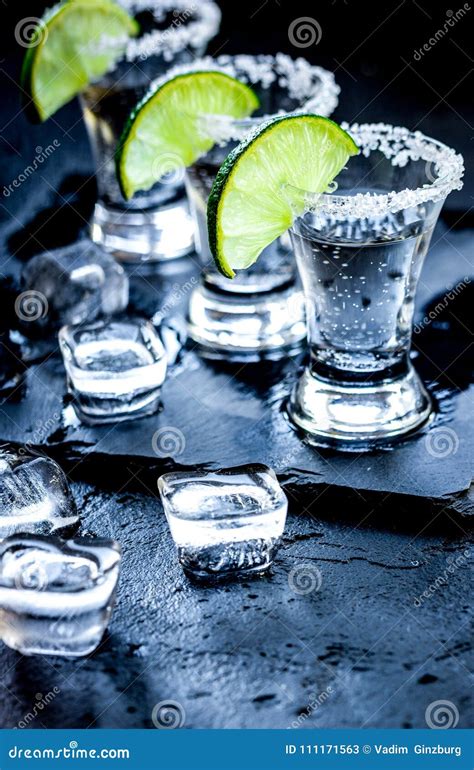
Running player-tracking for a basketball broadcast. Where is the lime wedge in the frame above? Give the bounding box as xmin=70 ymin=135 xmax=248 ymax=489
xmin=116 ymin=71 xmax=259 ymax=200
xmin=21 ymin=0 xmax=139 ymax=122
xmin=207 ymin=115 xmax=358 ymax=278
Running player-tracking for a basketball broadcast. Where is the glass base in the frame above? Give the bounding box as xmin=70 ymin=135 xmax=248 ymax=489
xmin=288 ymin=364 xmax=432 ymax=446
xmin=186 ymin=284 xmax=306 ymax=361
xmin=90 ymin=197 xmax=194 ymax=264
xmin=69 ymin=388 xmax=162 ymax=425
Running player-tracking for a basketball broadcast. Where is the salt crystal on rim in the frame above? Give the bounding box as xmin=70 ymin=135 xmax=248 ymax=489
xmin=298 ymin=122 xmax=464 ymax=218
xmin=117 ymin=0 xmax=221 ymax=62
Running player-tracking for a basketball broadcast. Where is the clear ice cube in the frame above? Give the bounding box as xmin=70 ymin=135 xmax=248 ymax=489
xmin=0 ymin=448 xmax=79 ymax=540
xmin=0 ymin=535 xmax=121 ymax=657
xmin=21 ymin=239 xmax=129 ymax=331
xmin=158 ymin=464 xmax=288 ymax=581
xmin=59 ymin=317 xmax=168 ymax=424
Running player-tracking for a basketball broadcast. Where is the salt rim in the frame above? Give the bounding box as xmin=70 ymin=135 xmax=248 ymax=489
xmin=117 ymin=0 xmax=221 ymax=62
xmin=298 ymin=122 xmax=464 ymax=218
xmin=158 ymin=53 xmax=340 ymax=143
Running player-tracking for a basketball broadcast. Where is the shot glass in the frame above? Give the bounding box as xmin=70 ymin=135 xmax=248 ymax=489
xmin=183 ymin=54 xmax=340 ymax=360
xmin=59 ymin=317 xmax=167 ymax=424
xmin=158 ymin=464 xmax=288 ymax=581
xmin=0 ymin=535 xmax=121 ymax=657
xmin=287 ymin=123 xmax=464 ymax=445
xmin=80 ymin=0 xmax=221 ymax=263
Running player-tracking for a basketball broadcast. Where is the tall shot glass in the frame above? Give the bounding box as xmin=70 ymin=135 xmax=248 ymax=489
xmin=183 ymin=54 xmax=340 ymax=360
xmin=287 ymin=123 xmax=464 ymax=445
xmin=80 ymin=0 xmax=221 ymax=264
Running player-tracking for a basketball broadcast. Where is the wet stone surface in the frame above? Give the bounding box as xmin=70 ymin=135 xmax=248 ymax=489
xmin=0 ymin=223 xmax=472 ymax=508
xmin=0 ymin=197 xmax=472 ymax=728
xmin=0 ymin=482 xmax=471 ymax=729
xmin=0 ymin=33 xmax=472 ymax=730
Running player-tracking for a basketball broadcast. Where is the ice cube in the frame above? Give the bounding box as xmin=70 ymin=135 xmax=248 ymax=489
xmin=59 ymin=317 xmax=167 ymax=424
xmin=158 ymin=464 xmax=288 ymax=581
xmin=0 ymin=331 xmax=25 ymax=396
xmin=0 ymin=276 xmax=26 ymax=392
xmin=0 ymin=448 xmax=79 ymax=540
xmin=1 ymin=545 xmax=97 ymax=591
xmin=0 ymin=534 xmax=121 ymax=657
xmin=21 ymin=239 xmax=129 ymax=331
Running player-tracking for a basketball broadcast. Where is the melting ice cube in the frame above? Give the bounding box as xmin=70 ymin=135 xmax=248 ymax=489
xmin=0 ymin=535 xmax=121 ymax=657
xmin=21 ymin=239 xmax=129 ymax=331
xmin=0 ymin=448 xmax=79 ymax=540
xmin=159 ymin=464 xmax=288 ymax=581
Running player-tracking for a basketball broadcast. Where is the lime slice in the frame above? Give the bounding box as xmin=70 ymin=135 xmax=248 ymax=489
xmin=21 ymin=0 xmax=139 ymax=122
xmin=116 ymin=71 xmax=259 ymax=200
xmin=207 ymin=115 xmax=359 ymax=278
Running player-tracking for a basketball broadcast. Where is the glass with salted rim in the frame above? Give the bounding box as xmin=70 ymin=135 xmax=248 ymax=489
xmin=80 ymin=0 xmax=221 ymax=264
xmin=287 ymin=123 xmax=464 ymax=446
xmin=181 ymin=54 xmax=340 ymax=360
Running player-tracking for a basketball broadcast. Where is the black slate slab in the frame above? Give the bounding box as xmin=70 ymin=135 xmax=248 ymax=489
xmin=0 ymin=224 xmax=472 ymax=507
xmin=0 ymin=41 xmax=472 ymax=734
xmin=0 ymin=480 xmax=471 ymax=729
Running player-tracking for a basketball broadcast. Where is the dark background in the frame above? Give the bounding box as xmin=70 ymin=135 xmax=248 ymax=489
xmin=1 ymin=0 xmax=472 ymax=243
xmin=0 ymin=0 xmax=472 ymax=731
